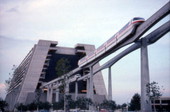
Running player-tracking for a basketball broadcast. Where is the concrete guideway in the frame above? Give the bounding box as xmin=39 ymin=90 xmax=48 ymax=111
xmin=41 ymin=2 xmax=170 ymax=112
xmin=42 ymin=1 xmax=170 ymax=88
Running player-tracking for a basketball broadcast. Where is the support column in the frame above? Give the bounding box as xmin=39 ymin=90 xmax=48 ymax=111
xmin=65 ymin=78 xmax=69 ymax=95
xmin=89 ymin=66 xmax=94 ymax=101
xmin=141 ymin=38 xmax=152 ymax=112
xmin=47 ymin=85 xmax=53 ymax=103
xmin=86 ymin=78 xmax=90 ymax=98
xmin=108 ymin=66 xmax=112 ymax=100
xmin=47 ymin=86 xmax=51 ymax=102
xmin=75 ymin=81 xmax=78 ymax=101
xmin=47 ymin=87 xmax=50 ymax=102
xmin=64 ymin=76 xmax=69 ymax=112
xmin=49 ymin=86 xmax=53 ymax=103
xmin=89 ymin=66 xmax=94 ymax=110
xmin=55 ymin=88 xmax=59 ymax=102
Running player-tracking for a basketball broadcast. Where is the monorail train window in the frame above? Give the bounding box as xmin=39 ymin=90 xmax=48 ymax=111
xmin=133 ymin=17 xmax=143 ymax=20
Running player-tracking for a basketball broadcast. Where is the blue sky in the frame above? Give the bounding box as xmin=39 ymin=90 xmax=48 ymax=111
xmin=0 ymin=0 xmax=169 ymax=104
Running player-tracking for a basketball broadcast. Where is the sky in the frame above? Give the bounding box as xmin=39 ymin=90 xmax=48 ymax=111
xmin=0 ymin=0 xmax=170 ymax=104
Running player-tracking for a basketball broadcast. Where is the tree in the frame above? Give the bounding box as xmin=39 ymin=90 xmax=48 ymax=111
xmin=34 ymin=88 xmax=42 ymax=111
xmin=76 ymin=97 xmax=93 ymax=110
xmin=55 ymin=58 xmax=71 ymax=94
xmin=66 ymin=95 xmax=76 ymax=109
xmin=55 ymin=58 xmax=71 ymax=77
xmin=116 ymin=104 xmax=121 ymax=110
xmin=16 ymin=102 xmax=51 ymax=111
xmin=55 ymin=58 xmax=71 ymax=112
xmin=40 ymin=102 xmax=51 ymax=110
xmin=16 ymin=103 xmax=28 ymax=111
xmin=100 ymin=100 xmax=116 ymax=111
xmin=5 ymin=74 xmax=12 ymax=93
xmin=27 ymin=102 xmax=37 ymax=111
xmin=54 ymin=95 xmax=76 ymax=110
xmin=129 ymin=93 xmax=141 ymax=111
xmin=55 ymin=57 xmax=71 ymax=94
xmin=0 ymin=98 xmax=8 ymax=112
xmin=53 ymin=100 xmax=64 ymax=110
xmin=5 ymin=65 xmax=17 ymax=92
xmin=146 ymin=81 xmax=163 ymax=112
xmin=53 ymin=96 xmax=93 ymax=110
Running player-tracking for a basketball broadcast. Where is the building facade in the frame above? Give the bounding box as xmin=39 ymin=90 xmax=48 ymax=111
xmin=5 ymin=40 xmax=107 ymax=110
xmin=151 ymin=97 xmax=170 ymax=111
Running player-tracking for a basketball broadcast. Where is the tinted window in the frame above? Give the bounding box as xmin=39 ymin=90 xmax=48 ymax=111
xmin=133 ymin=17 xmax=143 ymax=20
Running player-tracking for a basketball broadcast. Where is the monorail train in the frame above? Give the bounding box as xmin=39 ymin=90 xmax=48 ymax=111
xmin=78 ymin=17 xmax=145 ymax=67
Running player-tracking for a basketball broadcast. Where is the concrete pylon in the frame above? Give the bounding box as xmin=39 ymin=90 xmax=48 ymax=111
xmin=86 ymin=78 xmax=90 ymax=98
xmin=65 ymin=77 xmax=69 ymax=95
xmin=47 ymin=85 xmax=53 ymax=103
xmin=108 ymin=67 xmax=112 ymax=100
xmin=64 ymin=76 xmax=69 ymax=112
xmin=50 ymin=87 xmax=53 ymax=103
xmin=55 ymin=88 xmax=59 ymax=102
xmin=141 ymin=38 xmax=152 ymax=112
xmin=47 ymin=87 xmax=50 ymax=102
xmin=89 ymin=66 xmax=94 ymax=101
xmin=75 ymin=81 xmax=78 ymax=101
xmin=89 ymin=66 xmax=94 ymax=110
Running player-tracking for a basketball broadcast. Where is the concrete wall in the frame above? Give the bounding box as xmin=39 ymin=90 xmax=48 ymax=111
xmin=17 ymin=40 xmax=52 ymax=103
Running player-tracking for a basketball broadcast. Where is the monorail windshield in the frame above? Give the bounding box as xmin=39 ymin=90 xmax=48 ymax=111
xmin=133 ymin=17 xmax=144 ymax=20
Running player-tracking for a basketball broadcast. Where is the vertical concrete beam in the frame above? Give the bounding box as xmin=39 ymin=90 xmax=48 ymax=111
xmin=86 ymin=78 xmax=90 ymax=98
xmin=88 ymin=66 xmax=94 ymax=111
xmin=65 ymin=77 xmax=69 ymax=95
xmin=89 ymin=66 xmax=94 ymax=101
xmin=55 ymin=88 xmax=59 ymax=102
xmin=75 ymin=81 xmax=78 ymax=101
xmin=47 ymin=87 xmax=50 ymax=102
xmin=141 ymin=38 xmax=152 ymax=112
xmin=47 ymin=85 xmax=53 ymax=103
xmin=50 ymin=87 xmax=53 ymax=103
xmin=49 ymin=86 xmax=53 ymax=103
xmin=64 ymin=76 xmax=69 ymax=112
xmin=108 ymin=67 xmax=112 ymax=100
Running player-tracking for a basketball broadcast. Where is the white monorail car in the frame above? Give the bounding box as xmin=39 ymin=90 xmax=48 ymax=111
xmin=78 ymin=17 xmax=145 ymax=67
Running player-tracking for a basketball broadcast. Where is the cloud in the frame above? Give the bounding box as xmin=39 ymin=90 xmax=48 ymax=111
xmin=6 ymin=7 xmax=18 ymax=13
xmin=1 ymin=0 xmax=168 ymax=47
xmin=0 ymin=0 xmax=121 ymax=44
